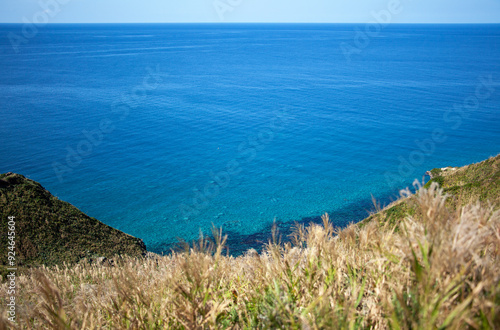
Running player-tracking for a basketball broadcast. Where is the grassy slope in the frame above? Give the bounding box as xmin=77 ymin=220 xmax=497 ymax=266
xmin=361 ymin=154 xmax=500 ymax=228
xmin=0 ymin=173 xmax=146 ymax=268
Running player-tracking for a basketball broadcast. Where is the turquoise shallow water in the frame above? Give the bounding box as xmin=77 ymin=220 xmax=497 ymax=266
xmin=1 ymin=24 xmax=499 ymax=254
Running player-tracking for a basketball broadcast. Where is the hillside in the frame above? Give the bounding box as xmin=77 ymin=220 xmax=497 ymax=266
xmin=361 ymin=154 xmax=500 ymax=228
xmin=425 ymin=154 xmax=500 ymax=206
xmin=0 ymin=173 xmax=146 ymax=268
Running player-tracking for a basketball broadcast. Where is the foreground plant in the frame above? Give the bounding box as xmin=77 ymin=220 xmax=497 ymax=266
xmin=1 ymin=182 xmax=499 ymax=329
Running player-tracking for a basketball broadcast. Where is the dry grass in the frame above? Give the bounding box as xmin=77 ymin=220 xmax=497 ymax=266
xmin=1 ymin=182 xmax=499 ymax=329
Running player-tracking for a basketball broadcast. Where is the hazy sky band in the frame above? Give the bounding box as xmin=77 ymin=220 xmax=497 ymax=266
xmin=1 ymin=0 xmax=500 ymax=23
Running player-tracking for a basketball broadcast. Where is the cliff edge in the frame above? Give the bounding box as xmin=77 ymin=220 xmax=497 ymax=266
xmin=0 ymin=173 xmax=146 ymax=267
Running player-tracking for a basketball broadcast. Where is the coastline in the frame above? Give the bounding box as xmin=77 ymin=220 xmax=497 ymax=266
xmin=1 ymin=153 xmax=498 ymax=265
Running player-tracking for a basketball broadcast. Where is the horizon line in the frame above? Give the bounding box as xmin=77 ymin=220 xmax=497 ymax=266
xmin=1 ymin=22 xmax=500 ymax=25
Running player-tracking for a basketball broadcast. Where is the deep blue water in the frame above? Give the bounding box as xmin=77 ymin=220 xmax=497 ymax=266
xmin=1 ymin=24 xmax=499 ymax=254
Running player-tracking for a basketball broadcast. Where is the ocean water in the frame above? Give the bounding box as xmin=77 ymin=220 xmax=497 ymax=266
xmin=1 ymin=24 xmax=499 ymax=254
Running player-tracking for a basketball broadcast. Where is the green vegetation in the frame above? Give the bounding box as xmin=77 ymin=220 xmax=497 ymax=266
xmin=0 ymin=173 xmax=146 ymax=269
xmin=362 ymin=154 xmax=499 ymax=228
xmin=428 ymin=155 xmax=500 ymax=207
xmin=0 ymin=155 xmax=498 ymax=329
xmin=424 ymin=175 xmax=445 ymax=188
xmin=429 ymin=167 xmax=443 ymax=177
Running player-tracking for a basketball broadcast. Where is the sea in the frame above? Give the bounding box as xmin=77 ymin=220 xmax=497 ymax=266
xmin=1 ymin=24 xmax=499 ymax=254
